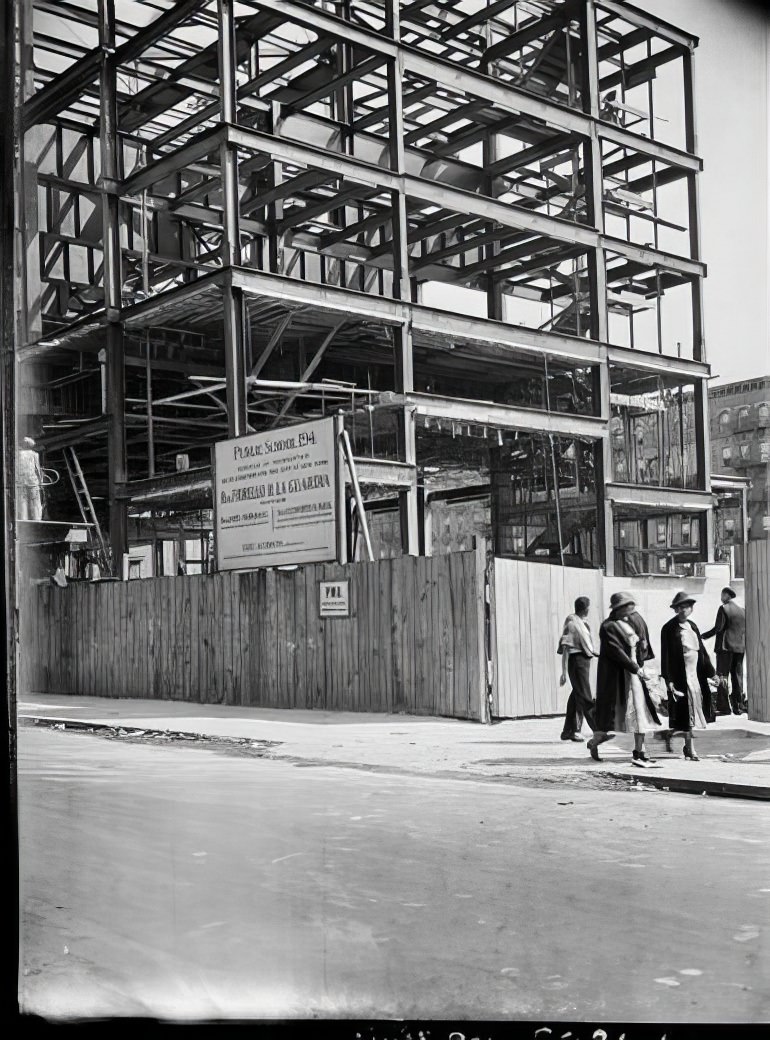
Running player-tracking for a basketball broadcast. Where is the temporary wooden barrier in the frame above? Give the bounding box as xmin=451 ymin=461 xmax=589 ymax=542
xmin=20 ymin=549 xmax=487 ymax=721
xmin=492 ymin=558 xmax=603 ymax=719
xmin=745 ymin=539 xmax=770 ymax=722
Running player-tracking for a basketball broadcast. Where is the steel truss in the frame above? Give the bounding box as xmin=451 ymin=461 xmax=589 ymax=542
xmin=13 ymin=0 xmax=713 ymax=573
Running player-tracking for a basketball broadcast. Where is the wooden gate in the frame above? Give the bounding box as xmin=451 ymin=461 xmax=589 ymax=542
xmin=745 ymin=539 xmax=770 ymax=722
xmin=492 ymin=558 xmax=603 ymax=718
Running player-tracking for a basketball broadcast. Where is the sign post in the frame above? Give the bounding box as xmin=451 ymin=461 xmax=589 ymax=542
xmin=213 ymin=418 xmax=337 ymax=571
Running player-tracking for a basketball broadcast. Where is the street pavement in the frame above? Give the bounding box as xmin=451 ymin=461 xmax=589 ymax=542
xmin=16 ymin=701 xmax=770 ymax=1022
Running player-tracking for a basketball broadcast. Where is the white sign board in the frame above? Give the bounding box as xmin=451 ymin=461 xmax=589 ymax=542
xmin=214 ymin=418 xmax=336 ymax=571
xmin=319 ymin=580 xmax=350 ymax=618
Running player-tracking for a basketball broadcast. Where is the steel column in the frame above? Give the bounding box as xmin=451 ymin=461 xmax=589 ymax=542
xmin=218 ymin=0 xmax=247 ymax=438
xmin=99 ymin=0 xmax=126 ymax=569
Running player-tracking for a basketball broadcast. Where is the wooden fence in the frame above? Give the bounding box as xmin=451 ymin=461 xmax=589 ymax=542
xmin=20 ymin=549 xmax=487 ymax=721
xmin=745 ymin=539 xmax=770 ymax=722
xmin=492 ymin=558 xmax=603 ymax=718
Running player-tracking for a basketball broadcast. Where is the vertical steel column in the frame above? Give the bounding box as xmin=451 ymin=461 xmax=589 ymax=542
xmin=100 ymin=0 xmax=126 ymax=569
xmin=2 ymin=1 xmax=18 ymax=732
xmin=218 ymin=0 xmax=248 ymax=438
xmin=387 ymin=0 xmax=418 ymax=555
xmin=582 ymin=0 xmax=614 ymax=574
xmin=683 ymin=45 xmax=712 ymax=558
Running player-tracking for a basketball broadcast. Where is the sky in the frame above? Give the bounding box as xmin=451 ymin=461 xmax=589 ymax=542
xmin=640 ymin=0 xmax=769 ymax=384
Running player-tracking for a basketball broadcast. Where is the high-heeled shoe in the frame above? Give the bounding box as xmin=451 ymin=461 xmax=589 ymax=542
xmin=683 ymin=745 xmax=700 ymax=761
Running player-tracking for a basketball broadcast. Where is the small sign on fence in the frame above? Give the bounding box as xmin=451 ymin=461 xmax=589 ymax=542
xmin=319 ymin=580 xmax=350 ymax=618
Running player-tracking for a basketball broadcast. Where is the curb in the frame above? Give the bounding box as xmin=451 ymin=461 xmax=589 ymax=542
xmin=603 ymin=768 xmax=770 ymax=801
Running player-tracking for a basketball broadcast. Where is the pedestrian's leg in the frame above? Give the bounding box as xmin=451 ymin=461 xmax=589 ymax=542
xmin=715 ymin=652 xmax=731 ymax=715
xmin=572 ymin=655 xmax=593 ymax=735
xmin=561 ymin=689 xmax=579 ymax=739
xmin=561 ymin=656 xmax=584 ymax=740
xmin=683 ymin=731 xmax=699 ymax=760
xmin=730 ymin=653 xmax=745 ymax=714
xmin=631 ymin=731 xmax=653 ymax=767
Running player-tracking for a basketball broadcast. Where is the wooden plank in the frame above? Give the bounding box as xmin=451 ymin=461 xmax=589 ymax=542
xmin=220 ymin=571 xmax=233 ymax=705
xmin=71 ymin=583 xmax=80 ymax=696
xmin=277 ymin=570 xmax=292 ymax=709
xmin=262 ymin=569 xmax=276 ymax=707
xmin=360 ymin=562 xmax=371 ymax=710
xmin=304 ymin=565 xmax=321 ymax=709
xmin=254 ymin=570 xmax=264 ymax=708
xmin=141 ymin=579 xmax=150 ymax=698
xmin=438 ymin=551 xmax=453 ymax=717
xmin=37 ymin=586 xmax=47 ymax=692
xmin=187 ymin=575 xmax=198 ymax=701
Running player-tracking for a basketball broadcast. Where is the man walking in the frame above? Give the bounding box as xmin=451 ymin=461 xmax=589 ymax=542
xmin=702 ymin=587 xmax=746 ymax=715
xmin=558 ymin=596 xmax=598 ymax=741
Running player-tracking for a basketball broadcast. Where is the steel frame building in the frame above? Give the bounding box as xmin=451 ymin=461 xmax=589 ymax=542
xmin=12 ymin=0 xmax=713 ymax=576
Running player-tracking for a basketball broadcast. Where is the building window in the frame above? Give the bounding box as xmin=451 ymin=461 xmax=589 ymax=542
xmin=718 ymin=410 xmax=730 ymax=429
xmin=722 ymin=446 xmax=731 ymax=463
xmin=681 ymin=519 xmax=691 ymax=545
xmin=758 ymin=403 xmax=769 ymax=426
xmin=740 ymin=444 xmax=750 ymax=460
xmin=184 ymin=537 xmax=207 ymax=575
xmin=738 ymin=406 xmax=750 ymax=424
xmin=656 ymin=520 xmax=666 ymax=544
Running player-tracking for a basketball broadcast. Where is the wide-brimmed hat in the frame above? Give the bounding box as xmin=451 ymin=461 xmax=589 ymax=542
xmin=609 ymin=591 xmax=635 ymax=611
xmin=722 ymin=586 xmax=737 ymax=599
xmin=670 ymin=590 xmax=696 ymax=609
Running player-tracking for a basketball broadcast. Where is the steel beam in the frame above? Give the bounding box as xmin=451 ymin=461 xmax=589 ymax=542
xmin=259 ymin=0 xmax=398 ymax=60
xmin=607 ymin=483 xmax=713 ymax=512
xmin=596 ymin=0 xmax=697 ymax=51
xmin=231 ymin=265 xmax=606 ymax=367
xmin=400 ymin=392 xmax=607 ymax=441
xmin=122 ymin=125 xmax=225 ymax=196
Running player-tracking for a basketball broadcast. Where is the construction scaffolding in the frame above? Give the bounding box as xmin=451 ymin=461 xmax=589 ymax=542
xmin=12 ymin=0 xmax=713 ymax=578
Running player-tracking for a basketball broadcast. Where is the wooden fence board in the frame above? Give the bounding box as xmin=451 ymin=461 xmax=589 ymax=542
xmin=746 ymin=540 xmax=770 ymax=722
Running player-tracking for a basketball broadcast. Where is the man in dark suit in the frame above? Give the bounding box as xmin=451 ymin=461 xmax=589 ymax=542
xmin=702 ymin=587 xmax=746 ymax=715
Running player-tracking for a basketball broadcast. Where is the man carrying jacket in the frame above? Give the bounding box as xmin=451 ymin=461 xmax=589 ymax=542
xmin=702 ymin=587 xmax=747 ymax=715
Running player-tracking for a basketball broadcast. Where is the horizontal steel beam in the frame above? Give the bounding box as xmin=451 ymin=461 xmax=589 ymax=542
xmin=607 ymin=345 xmax=710 ymax=381
xmin=398 ymin=392 xmax=607 ymax=440
xmin=260 ymin=0 xmax=398 ymax=58
xmin=122 ymin=125 xmax=225 ymax=195
xmin=596 ymin=0 xmax=697 ymax=51
xmin=607 ymin=483 xmax=712 ymax=512
xmin=231 ymin=265 xmax=606 ymax=365
xmin=349 ymin=458 xmax=416 ymax=488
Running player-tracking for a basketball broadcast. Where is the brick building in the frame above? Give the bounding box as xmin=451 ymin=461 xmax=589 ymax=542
xmin=710 ymin=377 xmax=770 ymax=542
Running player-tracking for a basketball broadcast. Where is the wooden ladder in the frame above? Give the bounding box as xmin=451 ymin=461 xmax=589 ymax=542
xmin=62 ymin=446 xmax=112 ymax=575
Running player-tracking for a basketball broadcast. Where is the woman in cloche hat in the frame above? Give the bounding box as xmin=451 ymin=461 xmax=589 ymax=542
xmin=589 ymin=591 xmax=663 ymax=767
xmin=659 ymin=591 xmax=716 ymax=760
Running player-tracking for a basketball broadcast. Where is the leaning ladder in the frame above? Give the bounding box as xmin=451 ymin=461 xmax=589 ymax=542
xmin=62 ymin=446 xmax=112 ymax=575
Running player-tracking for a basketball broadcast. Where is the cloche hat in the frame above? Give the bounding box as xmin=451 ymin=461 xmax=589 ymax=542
xmin=722 ymin=586 xmax=737 ymax=599
xmin=670 ymin=590 xmax=696 ymax=609
xmin=609 ymin=591 xmax=635 ymax=611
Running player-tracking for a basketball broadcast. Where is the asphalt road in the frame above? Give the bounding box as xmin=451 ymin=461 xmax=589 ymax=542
xmin=18 ymin=726 xmax=770 ymax=1022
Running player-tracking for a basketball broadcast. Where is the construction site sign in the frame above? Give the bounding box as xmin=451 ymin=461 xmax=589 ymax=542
xmin=213 ymin=418 xmax=336 ymax=571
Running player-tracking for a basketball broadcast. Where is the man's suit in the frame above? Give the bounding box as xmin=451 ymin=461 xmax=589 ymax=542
xmin=703 ymin=600 xmax=746 ymax=713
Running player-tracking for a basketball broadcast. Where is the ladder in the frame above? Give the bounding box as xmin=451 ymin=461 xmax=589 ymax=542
xmin=62 ymin=446 xmax=112 ymax=576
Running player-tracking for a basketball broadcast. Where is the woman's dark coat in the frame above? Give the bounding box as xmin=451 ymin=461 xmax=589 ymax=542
xmin=595 ymin=617 xmax=661 ymax=733
xmin=660 ymin=616 xmax=716 ymax=728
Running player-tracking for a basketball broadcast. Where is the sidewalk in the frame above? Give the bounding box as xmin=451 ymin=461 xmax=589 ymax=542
xmin=18 ymin=694 xmax=770 ymax=800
